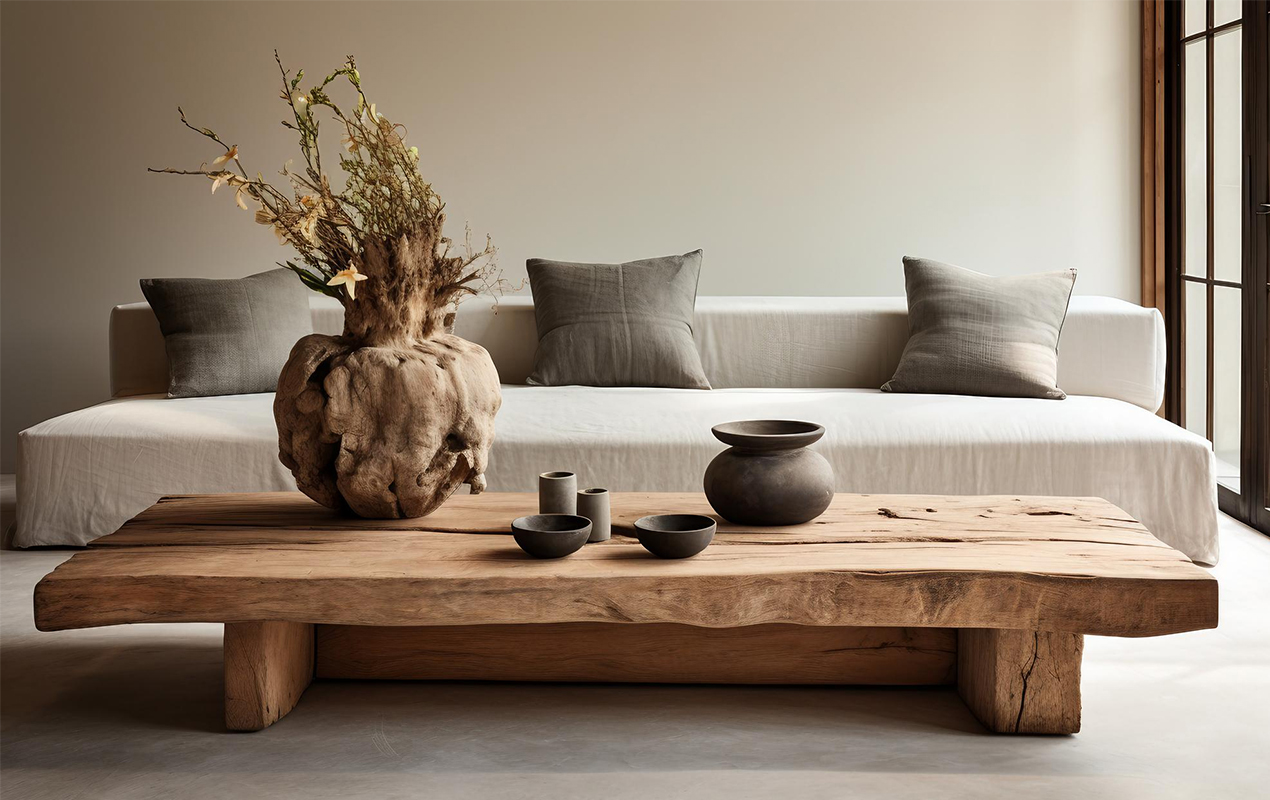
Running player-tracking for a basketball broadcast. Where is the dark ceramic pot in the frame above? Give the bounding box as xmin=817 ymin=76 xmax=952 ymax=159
xmin=703 ymin=420 xmax=834 ymax=526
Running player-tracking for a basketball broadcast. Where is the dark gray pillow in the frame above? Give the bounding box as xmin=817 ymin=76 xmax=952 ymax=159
xmin=881 ymin=257 xmax=1077 ymax=400
xmin=140 ymin=269 xmax=312 ymax=398
xmin=526 ymin=250 xmax=710 ymax=389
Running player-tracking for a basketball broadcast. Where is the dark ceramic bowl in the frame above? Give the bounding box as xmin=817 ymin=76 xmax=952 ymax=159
xmin=511 ymin=514 xmax=592 ymax=559
xmin=711 ymin=420 xmax=825 ymax=451
xmin=634 ymin=514 xmax=717 ymax=559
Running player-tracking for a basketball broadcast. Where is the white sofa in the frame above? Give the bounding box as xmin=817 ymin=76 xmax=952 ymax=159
xmin=16 ymin=295 xmax=1220 ymax=564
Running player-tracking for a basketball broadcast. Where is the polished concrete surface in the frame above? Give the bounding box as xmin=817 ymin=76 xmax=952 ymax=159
xmin=2 ymin=513 xmax=1267 ymax=799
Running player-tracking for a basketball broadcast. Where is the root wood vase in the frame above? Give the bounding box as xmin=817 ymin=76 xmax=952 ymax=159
xmin=703 ymin=420 xmax=834 ymax=526
xmin=273 ymin=243 xmax=502 ymax=520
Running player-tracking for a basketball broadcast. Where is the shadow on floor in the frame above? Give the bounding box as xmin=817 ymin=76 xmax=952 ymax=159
xmin=2 ymin=630 xmax=1053 ymax=777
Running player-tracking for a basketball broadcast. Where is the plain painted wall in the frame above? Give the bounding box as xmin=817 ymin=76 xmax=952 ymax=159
xmin=0 ymin=0 xmax=1142 ymax=472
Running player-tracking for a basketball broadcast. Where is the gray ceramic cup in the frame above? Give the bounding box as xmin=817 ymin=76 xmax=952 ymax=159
xmin=577 ymin=488 xmax=611 ymax=542
xmin=539 ymin=471 xmax=578 ymax=514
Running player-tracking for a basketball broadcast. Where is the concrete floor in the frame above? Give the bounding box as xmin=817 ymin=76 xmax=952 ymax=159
xmin=2 ymin=512 xmax=1267 ymax=800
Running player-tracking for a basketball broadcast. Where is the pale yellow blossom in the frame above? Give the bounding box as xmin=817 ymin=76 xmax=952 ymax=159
xmin=327 ymin=265 xmax=369 ymax=300
xmin=211 ymin=145 xmax=239 ymax=167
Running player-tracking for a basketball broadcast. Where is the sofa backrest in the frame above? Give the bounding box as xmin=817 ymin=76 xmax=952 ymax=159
xmin=109 ymin=294 xmax=1166 ymax=411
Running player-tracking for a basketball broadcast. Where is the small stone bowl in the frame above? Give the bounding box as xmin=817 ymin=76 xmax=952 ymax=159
xmin=511 ymin=514 xmax=592 ymax=559
xmin=634 ymin=514 xmax=717 ymax=559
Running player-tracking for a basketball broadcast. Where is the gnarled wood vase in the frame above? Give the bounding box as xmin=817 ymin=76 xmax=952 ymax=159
xmin=274 ymin=237 xmax=501 ymax=518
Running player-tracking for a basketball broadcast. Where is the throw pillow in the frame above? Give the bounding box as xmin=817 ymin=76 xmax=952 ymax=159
xmin=526 ymin=250 xmax=711 ymax=389
xmin=140 ymin=268 xmax=313 ymax=398
xmin=881 ymin=257 xmax=1077 ymax=399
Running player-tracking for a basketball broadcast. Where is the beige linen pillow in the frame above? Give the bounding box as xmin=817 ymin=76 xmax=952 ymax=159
xmin=140 ymin=269 xmax=312 ymax=398
xmin=526 ymin=250 xmax=710 ymax=389
xmin=881 ymin=257 xmax=1077 ymax=400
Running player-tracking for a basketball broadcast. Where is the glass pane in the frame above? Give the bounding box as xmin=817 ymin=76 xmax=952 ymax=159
xmin=1214 ymin=0 xmax=1241 ymax=26
xmin=1213 ymin=286 xmax=1241 ymax=492
xmin=1185 ymin=0 xmax=1206 ymax=36
xmin=1213 ymin=29 xmax=1243 ymax=283
xmin=1184 ymin=282 xmax=1208 ymax=438
xmin=1184 ymin=42 xmax=1208 ymax=278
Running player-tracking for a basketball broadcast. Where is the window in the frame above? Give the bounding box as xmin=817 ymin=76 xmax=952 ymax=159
xmin=1164 ymin=0 xmax=1269 ymax=533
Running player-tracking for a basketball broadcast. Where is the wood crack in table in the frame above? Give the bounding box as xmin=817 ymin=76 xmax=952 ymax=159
xmin=34 ymin=492 xmax=1218 ymax=734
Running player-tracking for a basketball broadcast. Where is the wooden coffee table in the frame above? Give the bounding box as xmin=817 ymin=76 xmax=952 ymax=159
xmin=34 ymin=492 xmax=1217 ymax=735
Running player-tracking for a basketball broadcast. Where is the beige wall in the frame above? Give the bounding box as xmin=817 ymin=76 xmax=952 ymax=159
xmin=0 ymin=0 xmax=1141 ymax=472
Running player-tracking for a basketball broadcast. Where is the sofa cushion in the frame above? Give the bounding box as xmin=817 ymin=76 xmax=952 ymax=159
xmin=525 ymin=250 xmax=710 ymax=389
xmin=15 ymin=387 xmax=1217 ymax=564
xmin=882 ymin=258 xmax=1077 ymax=399
xmin=140 ymin=269 xmax=313 ymax=398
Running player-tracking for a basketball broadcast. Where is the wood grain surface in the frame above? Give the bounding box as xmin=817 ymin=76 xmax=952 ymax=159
xmin=223 ymin=621 xmax=313 ymax=732
xmin=314 ymin=623 xmax=958 ymax=685
xmin=35 ymin=492 xmax=1217 ymax=638
xmin=957 ymin=628 xmax=1084 ymax=734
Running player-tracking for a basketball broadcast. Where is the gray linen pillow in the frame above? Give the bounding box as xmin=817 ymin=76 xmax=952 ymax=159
xmin=140 ymin=269 xmax=313 ymax=398
xmin=881 ymin=257 xmax=1077 ymax=400
xmin=526 ymin=250 xmax=710 ymax=389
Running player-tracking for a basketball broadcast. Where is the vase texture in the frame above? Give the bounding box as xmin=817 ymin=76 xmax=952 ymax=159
xmin=703 ymin=420 xmax=834 ymax=526
xmin=273 ymin=235 xmax=502 ymax=519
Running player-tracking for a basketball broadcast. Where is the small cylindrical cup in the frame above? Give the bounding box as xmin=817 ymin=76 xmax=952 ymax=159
xmin=577 ymin=487 xmax=611 ymax=542
xmin=539 ymin=471 xmax=577 ymax=514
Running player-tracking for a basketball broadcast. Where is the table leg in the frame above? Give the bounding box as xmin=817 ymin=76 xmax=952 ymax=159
xmin=224 ymin=621 xmax=314 ymax=731
xmin=957 ymin=628 xmax=1083 ymax=734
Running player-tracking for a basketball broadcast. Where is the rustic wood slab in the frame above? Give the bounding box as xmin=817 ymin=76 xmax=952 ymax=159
xmin=33 ymin=491 xmax=1218 ymax=734
xmin=36 ymin=492 xmax=1217 ymax=637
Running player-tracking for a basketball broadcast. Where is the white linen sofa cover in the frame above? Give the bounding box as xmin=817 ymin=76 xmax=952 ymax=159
xmin=16 ymin=295 xmax=1218 ymax=564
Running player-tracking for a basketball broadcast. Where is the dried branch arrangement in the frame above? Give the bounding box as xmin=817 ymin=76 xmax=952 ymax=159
xmin=151 ymin=52 xmax=506 ymax=339
xmin=152 ymin=52 xmax=508 ymax=519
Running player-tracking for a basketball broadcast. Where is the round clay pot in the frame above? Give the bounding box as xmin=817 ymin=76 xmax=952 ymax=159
xmin=703 ymin=420 xmax=834 ymax=526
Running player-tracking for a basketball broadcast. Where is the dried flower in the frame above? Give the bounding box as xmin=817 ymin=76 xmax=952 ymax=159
xmin=150 ymin=52 xmax=508 ymax=308
xmin=327 ymin=265 xmax=368 ymax=300
xmin=298 ymin=211 xmax=320 ymax=241
xmin=211 ymin=145 xmax=239 ymax=167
